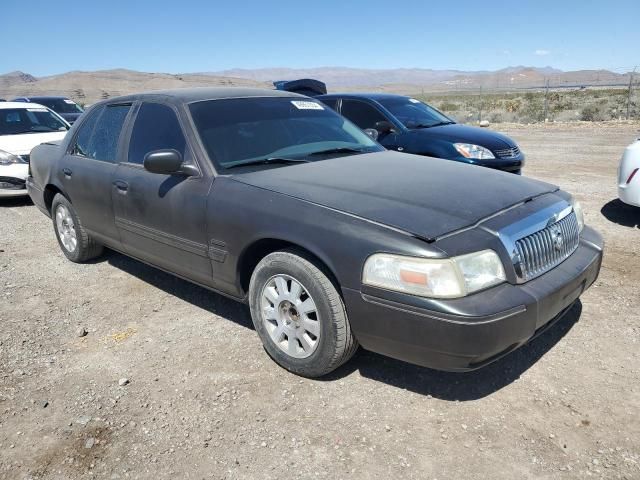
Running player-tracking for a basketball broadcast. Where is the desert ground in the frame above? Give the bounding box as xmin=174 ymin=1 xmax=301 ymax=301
xmin=1 ymin=121 xmax=639 ymax=480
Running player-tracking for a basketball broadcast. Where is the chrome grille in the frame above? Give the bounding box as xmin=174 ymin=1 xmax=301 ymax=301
xmin=494 ymin=146 xmax=521 ymax=158
xmin=514 ymin=211 xmax=579 ymax=281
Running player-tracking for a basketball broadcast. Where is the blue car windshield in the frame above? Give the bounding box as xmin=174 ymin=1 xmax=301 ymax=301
xmin=378 ymin=98 xmax=453 ymax=129
xmin=190 ymin=97 xmax=382 ymax=169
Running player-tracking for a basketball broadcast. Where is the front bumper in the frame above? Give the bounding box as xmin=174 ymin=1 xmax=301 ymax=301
xmin=0 ymin=163 xmax=29 ymax=198
xmin=618 ymin=183 xmax=640 ymax=207
xmin=343 ymin=226 xmax=603 ymax=371
xmin=455 ymin=154 xmax=524 ymax=175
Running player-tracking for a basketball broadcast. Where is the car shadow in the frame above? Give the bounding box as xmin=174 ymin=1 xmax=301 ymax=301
xmin=102 ymin=248 xmax=581 ymax=400
xmin=324 ymin=301 xmax=582 ymax=401
xmin=600 ymin=199 xmax=639 ymax=228
xmin=0 ymin=196 xmax=33 ymax=207
xmin=104 ymin=249 xmax=253 ymax=330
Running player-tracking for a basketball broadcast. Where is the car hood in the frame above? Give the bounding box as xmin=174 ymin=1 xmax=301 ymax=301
xmin=231 ymin=151 xmax=557 ymax=240
xmin=410 ymin=123 xmax=517 ymax=151
xmin=0 ymin=131 xmax=67 ymax=155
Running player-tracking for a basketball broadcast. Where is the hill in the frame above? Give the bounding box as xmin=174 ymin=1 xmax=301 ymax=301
xmin=0 ymin=66 xmax=632 ymax=104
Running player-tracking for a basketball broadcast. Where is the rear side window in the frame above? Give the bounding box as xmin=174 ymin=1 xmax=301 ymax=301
xmin=340 ymin=99 xmax=388 ymax=130
xmin=73 ymin=104 xmax=131 ymax=162
xmin=128 ymin=103 xmax=186 ymax=164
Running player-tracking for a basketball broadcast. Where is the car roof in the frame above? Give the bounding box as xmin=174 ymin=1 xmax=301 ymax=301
xmin=318 ymin=92 xmax=410 ymax=102
xmin=0 ymin=101 xmax=49 ymax=109
xmin=93 ymin=87 xmax=305 ymax=106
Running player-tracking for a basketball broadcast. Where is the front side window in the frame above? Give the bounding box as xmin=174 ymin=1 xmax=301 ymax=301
xmin=318 ymin=97 xmax=339 ymax=111
xmin=377 ymin=98 xmax=453 ymax=129
xmin=189 ymin=97 xmax=381 ymax=170
xmin=128 ymin=103 xmax=187 ymax=164
xmin=72 ymin=104 xmax=131 ymax=162
xmin=340 ymin=100 xmax=389 ymax=130
xmin=0 ymin=107 xmax=69 ymax=135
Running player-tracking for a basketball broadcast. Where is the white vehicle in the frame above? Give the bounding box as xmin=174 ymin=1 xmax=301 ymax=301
xmin=618 ymin=138 xmax=640 ymax=207
xmin=1 ymin=102 xmax=69 ymax=197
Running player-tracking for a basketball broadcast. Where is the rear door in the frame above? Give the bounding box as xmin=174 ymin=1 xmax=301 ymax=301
xmin=58 ymin=103 xmax=132 ymax=246
xmin=112 ymin=101 xmax=213 ymax=285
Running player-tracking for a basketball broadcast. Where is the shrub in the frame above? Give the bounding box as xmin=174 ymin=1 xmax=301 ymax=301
xmin=580 ymin=105 xmax=603 ymax=121
xmin=438 ymin=101 xmax=459 ymax=112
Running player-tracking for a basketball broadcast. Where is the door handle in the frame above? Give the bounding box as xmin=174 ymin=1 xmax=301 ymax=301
xmin=113 ymin=180 xmax=129 ymax=194
xmin=62 ymin=168 xmax=72 ymax=178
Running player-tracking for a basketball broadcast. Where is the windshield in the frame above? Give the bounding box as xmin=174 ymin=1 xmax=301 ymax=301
xmin=378 ymin=97 xmax=453 ymax=129
xmin=35 ymin=98 xmax=83 ymax=114
xmin=189 ymin=97 xmax=382 ymax=169
xmin=0 ymin=107 xmax=69 ymax=135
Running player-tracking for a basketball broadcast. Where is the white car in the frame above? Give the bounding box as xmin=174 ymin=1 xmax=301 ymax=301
xmin=618 ymin=138 xmax=640 ymax=207
xmin=1 ymin=102 xmax=70 ymax=197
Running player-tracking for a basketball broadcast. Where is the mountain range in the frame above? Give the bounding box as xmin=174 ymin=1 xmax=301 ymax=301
xmin=0 ymin=66 xmax=631 ymax=105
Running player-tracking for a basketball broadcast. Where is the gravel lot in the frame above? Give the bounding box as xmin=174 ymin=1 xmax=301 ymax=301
xmin=1 ymin=122 xmax=639 ymax=480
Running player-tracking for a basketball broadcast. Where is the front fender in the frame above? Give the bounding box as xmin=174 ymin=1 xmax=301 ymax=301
xmin=205 ymin=177 xmax=443 ymax=299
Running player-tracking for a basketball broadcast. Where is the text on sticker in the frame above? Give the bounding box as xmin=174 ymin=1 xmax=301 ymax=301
xmin=291 ymin=101 xmax=324 ymax=110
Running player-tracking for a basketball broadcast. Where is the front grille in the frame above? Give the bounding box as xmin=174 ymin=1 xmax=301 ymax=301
xmin=514 ymin=212 xmax=580 ymax=281
xmin=494 ymin=145 xmax=521 ymax=158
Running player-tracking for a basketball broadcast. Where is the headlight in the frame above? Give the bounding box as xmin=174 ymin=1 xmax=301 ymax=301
xmin=453 ymin=143 xmax=495 ymax=160
xmin=0 ymin=149 xmax=26 ymax=166
xmin=362 ymin=250 xmax=506 ymax=299
xmin=570 ymin=197 xmax=584 ymax=232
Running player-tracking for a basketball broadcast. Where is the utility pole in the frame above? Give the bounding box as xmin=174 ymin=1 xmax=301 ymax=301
xmin=543 ymin=78 xmax=550 ymax=122
xmin=627 ymin=67 xmax=637 ymax=120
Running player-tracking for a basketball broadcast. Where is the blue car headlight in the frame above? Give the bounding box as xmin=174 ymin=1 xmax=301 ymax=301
xmin=453 ymin=143 xmax=495 ymax=160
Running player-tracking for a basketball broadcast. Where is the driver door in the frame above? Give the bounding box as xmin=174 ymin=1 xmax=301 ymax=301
xmin=339 ymin=99 xmax=402 ymax=150
xmin=112 ymin=102 xmax=213 ymax=285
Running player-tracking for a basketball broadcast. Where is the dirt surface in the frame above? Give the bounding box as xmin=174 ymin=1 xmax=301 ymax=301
xmin=1 ymin=122 xmax=639 ymax=480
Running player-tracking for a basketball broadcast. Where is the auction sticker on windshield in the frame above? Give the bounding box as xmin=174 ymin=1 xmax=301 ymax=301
xmin=291 ymin=100 xmax=324 ymax=110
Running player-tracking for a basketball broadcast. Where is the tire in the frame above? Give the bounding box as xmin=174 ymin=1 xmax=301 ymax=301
xmin=51 ymin=193 xmax=103 ymax=263
xmin=249 ymin=249 xmax=358 ymax=377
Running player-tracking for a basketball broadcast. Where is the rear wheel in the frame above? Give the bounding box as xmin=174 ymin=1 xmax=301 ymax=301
xmin=52 ymin=194 xmax=103 ymax=263
xmin=249 ymin=249 xmax=358 ymax=377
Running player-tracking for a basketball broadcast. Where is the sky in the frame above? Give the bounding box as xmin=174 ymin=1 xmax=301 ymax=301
xmin=2 ymin=0 xmax=638 ymax=76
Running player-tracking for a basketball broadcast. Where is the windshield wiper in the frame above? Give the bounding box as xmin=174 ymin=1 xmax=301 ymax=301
xmin=226 ymin=157 xmax=311 ymax=169
xmin=306 ymin=147 xmax=371 ymax=157
xmin=412 ymin=121 xmax=454 ymax=129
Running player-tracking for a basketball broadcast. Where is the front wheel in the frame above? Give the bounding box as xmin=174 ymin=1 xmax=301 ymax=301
xmin=249 ymin=249 xmax=358 ymax=377
xmin=51 ymin=194 xmax=103 ymax=263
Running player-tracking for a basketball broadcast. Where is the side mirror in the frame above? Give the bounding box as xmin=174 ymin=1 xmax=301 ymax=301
xmin=363 ymin=128 xmax=379 ymax=141
xmin=143 ymin=149 xmax=197 ymax=176
xmin=375 ymin=121 xmax=395 ymax=135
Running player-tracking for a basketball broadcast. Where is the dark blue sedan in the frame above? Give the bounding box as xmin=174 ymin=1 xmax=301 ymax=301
xmin=318 ymin=93 xmax=524 ymax=174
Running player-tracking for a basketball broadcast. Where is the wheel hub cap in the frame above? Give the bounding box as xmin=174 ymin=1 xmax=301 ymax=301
xmin=55 ymin=205 xmax=77 ymax=253
xmin=260 ymin=275 xmax=320 ymax=359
